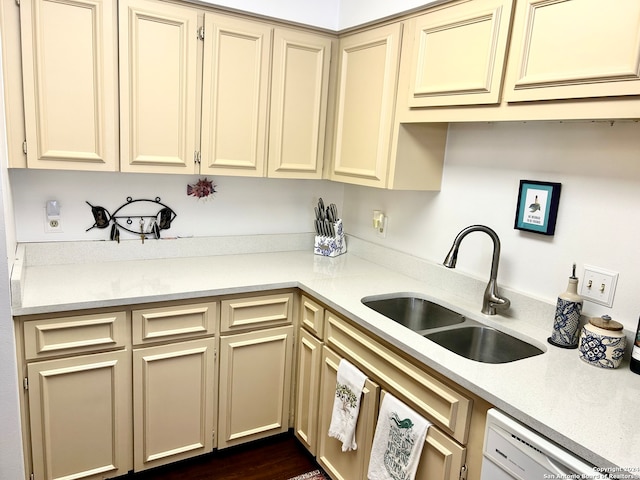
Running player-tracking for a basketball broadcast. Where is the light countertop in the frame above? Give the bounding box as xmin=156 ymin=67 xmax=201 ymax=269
xmin=11 ymin=235 xmax=640 ymax=478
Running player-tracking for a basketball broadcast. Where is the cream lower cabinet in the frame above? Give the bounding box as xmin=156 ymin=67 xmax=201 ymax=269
xmin=294 ymin=295 xmax=326 ymax=454
xmin=133 ymin=338 xmax=216 ymax=471
xmin=217 ymin=290 xmax=295 ymax=448
xmin=317 ymin=346 xmax=379 ymax=480
xmin=218 ymin=325 xmax=294 ymax=448
xmin=314 ymin=309 xmax=478 ymax=480
xmin=27 ymin=350 xmax=132 ymax=480
xmin=131 ymin=301 xmax=218 ymax=471
xmin=294 ymin=327 xmax=324 ymax=454
xmin=20 ymin=311 xmax=132 ymax=480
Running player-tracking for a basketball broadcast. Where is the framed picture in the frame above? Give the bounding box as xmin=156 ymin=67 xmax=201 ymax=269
xmin=514 ymin=180 xmax=562 ymax=235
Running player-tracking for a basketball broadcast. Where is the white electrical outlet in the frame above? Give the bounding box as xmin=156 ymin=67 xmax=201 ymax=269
xmin=581 ymin=265 xmax=618 ymax=307
xmin=44 ymin=211 xmax=62 ymax=233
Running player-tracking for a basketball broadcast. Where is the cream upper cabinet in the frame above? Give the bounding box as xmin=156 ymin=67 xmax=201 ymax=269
xmin=200 ymin=14 xmax=272 ymax=177
xmin=268 ymin=28 xmax=333 ymax=179
xmin=405 ymin=0 xmax=514 ymax=107
xmin=118 ymin=0 xmax=199 ymax=174
xmin=19 ymin=0 xmax=118 ymax=171
xmin=504 ymin=0 xmax=640 ymax=102
xmin=330 ymin=23 xmax=403 ymax=188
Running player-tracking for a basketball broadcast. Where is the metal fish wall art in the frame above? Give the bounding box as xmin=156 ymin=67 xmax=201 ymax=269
xmin=86 ymin=197 xmax=177 ymax=242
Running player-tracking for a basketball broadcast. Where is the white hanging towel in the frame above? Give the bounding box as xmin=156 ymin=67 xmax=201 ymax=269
xmin=328 ymin=359 xmax=368 ymax=452
xmin=367 ymin=393 xmax=432 ymax=480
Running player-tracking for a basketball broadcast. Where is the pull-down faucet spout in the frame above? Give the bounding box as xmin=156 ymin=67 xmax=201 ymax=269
xmin=443 ymin=225 xmax=510 ymax=315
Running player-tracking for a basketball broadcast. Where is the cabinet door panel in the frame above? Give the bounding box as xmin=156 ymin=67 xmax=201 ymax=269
xmin=505 ymin=0 xmax=640 ymax=101
xmin=407 ymin=0 xmax=513 ymax=107
xmin=331 ymin=23 xmax=402 ymax=188
xmin=218 ymin=325 xmax=293 ymax=448
xmin=133 ymin=338 xmax=216 ymax=471
xmin=119 ymin=0 xmax=198 ymax=173
xmin=317 ymin=347 xmax=379 ymax=480
xmin=294 ymin=329 xmax=323 ymax=454
xmin=377 ymin=391 xmax=467 ymax=480
xmin=20 ymin=0 xmax=118 ymax=170
xmin=268 ymin=29 xmax=332 ymax=179
xmin=27 ymin=350 xmax=132 ymax=480
xmin=201 ymin=14 xmax=272 ymax=176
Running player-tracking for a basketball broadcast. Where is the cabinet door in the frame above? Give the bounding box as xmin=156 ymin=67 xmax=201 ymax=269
xmin=406 ymin=0 xmax=514 ymax=107
xmin=331 ymin=23 xmax=402 ymax=188
xmin=133 ymin=337 xmax=216 ymax=471
xmin=19 ymin=0 xmax=118 ymax=171
xmin=27 ymin=350 xmax=132 ymax=480
xmin=218 ymin=325 xmax=294 ymax=448
xmin=294 ymin=328 xmax=323 ymax=454
xmin=201 ymin=14 xmax=272 ymax=177
xmin=504 ymin=0 xmax=640 ymax=101
xmin=376 ymin=391 xmax=467 ymax=480
xmin=119 ymin=0 xmax=199 ymax=173
xmin=268 ymin=28 xmax=333 ymax=179
xmin=317 ymin=347 xmax=379 ymax=480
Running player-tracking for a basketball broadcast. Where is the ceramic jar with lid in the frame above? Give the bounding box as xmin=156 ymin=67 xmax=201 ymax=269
xmin=578 ymin=315 xmax=627 ymax=369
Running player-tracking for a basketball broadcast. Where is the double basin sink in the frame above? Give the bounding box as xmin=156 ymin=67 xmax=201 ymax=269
xmin=362 ymin=294 xmax=544 ymax=364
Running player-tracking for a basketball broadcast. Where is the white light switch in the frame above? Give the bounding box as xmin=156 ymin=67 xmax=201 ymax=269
xmin=581 ymin=265 xmax=618 ymax=307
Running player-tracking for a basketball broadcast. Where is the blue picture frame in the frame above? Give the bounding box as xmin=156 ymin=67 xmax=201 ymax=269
xmin=514 ymin=180 xmax=562 ymax=235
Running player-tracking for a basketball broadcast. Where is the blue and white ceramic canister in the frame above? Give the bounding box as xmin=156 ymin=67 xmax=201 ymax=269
xmin=578 ymin=315 xmax=627 ymax=369
xmin=548 ymin=269 xmax=583 ymax=349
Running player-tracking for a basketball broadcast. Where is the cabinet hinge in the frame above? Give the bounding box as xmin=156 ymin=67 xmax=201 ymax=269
xmin=197 ymin=26 xmax=205 ymax=40
xmin=459 ymin=464 xmax=468 ymax=480
xmin=30 ymin=473 xmax=34 ymax=480
xmin=23 ymin=377 xmax=28 ymax=390
xmin=15 ymin=0 xmax=20 ymax=6
xmin=194 ymin=151 xmax=201 ymax=164
xmin=22 ymin=140 xmax=27 ymax=154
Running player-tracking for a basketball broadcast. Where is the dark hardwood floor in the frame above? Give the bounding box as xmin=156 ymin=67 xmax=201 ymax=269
xmin=121 ymin=432 xmax=322 ymax=480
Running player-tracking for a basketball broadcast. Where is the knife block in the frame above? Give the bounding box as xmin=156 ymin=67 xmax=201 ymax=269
xmin=314 ymin=219 xmax=347 ymax=257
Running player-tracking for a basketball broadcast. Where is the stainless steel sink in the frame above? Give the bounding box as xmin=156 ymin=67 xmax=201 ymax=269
xmin=425 ymin=326 xmax=544 ymax=364
xmin=362 ymin=293 xmax=544 ymax=363
xmin=362 ymin=295 xmax=465 ymax=332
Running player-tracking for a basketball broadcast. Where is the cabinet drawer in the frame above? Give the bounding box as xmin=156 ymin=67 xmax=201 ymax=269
xmin=24 ymin=311 xmax=127 ymax=360
xmin=325 ymin=312 xmax=472 ymax=444
xmin=132 ymin=302 xmax=217 ymax=345
xmin=221 ymin=292 xmax=293 ymax=333
xmin=300 ymin=294 xmax=324 ymax=339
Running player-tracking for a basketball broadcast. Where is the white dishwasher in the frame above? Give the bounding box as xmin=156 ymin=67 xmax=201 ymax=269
xmin=481 ymin=409 xmax=599 ymax=480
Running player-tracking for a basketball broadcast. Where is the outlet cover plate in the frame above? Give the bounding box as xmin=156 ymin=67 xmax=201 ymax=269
xmin=581 ymin=265 xmax=618 ymax=307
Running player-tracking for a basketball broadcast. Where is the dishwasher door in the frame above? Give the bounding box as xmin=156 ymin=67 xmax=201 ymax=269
xmin=481 ymin=409 xmax=599 ymax=480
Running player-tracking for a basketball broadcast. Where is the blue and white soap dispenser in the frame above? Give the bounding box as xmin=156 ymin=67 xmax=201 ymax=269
xmin=548 ymin=263 xmax=583 ymax=349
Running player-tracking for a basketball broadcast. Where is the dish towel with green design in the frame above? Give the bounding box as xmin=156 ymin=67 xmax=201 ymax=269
xmin=367 ymin=393 xmax=431 ymax=480
xmin=328 ymin=359 xmax=367 ymax=451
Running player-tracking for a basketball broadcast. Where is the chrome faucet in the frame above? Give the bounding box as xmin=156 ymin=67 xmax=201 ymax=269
xmin=443 ymin=225 xmax=511 ymax=315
